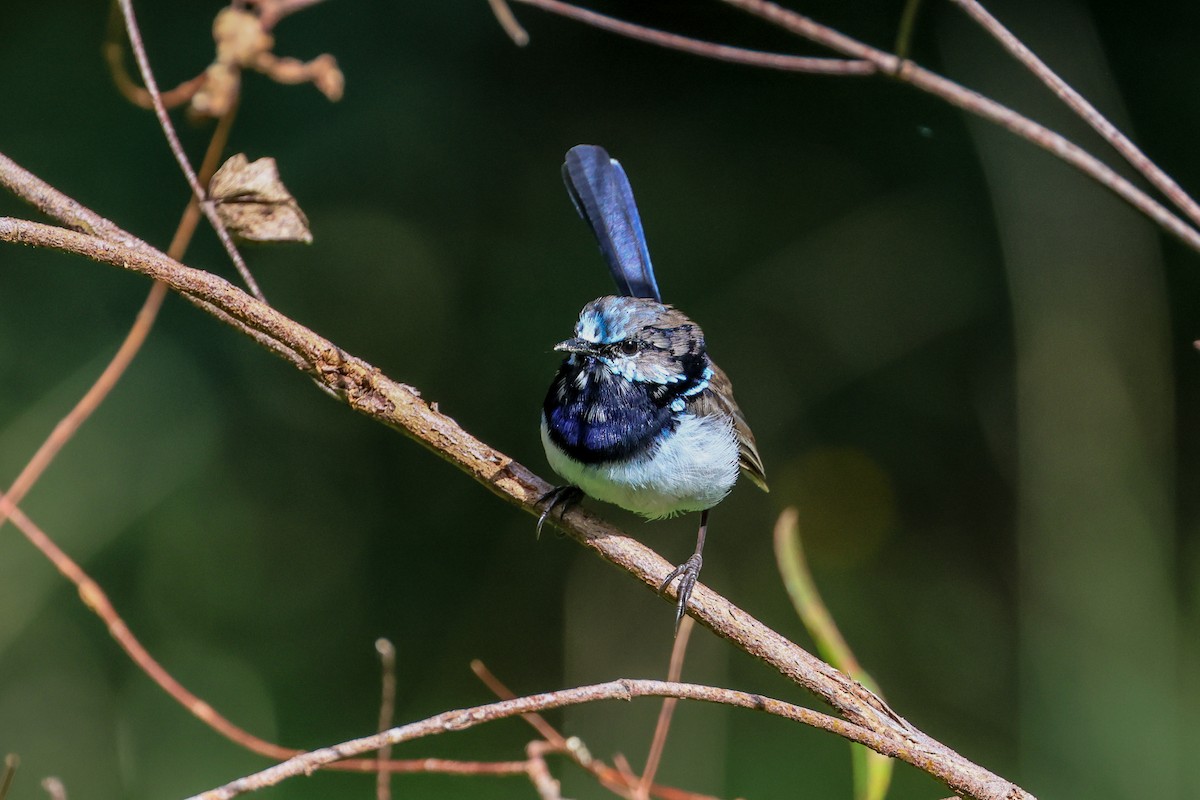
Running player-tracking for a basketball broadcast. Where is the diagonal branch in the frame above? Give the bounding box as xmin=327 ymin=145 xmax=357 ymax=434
xmin=500 ymin=0 xmax=1200 ymax=255
xmin=715 ymin=0 xmax=1200 ymax=251
xmin=948 ymin=0 xmax=1200 ymax=229
xmin=0 ymin=151 xmax=1033 ymax=800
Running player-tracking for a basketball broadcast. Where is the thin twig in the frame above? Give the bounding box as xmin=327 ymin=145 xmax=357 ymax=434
xmin=471 ymin=660 xmax=729 ymax=800
xmin=487 ymin=0 xmax=530 ymax=45
xmin=501 ymin=0 xmax=874 ymax=75
xmin=525 ymin=741 xmax=564 ymax=800
xmin=613 ymin=754 xmax=639 ymax=792
xmin=948 ymin=0 xmax=1200 ymax=230
xmin=637 ymin=616 xmax=695 ymax=799
xmin=115 ymin=0 xmax=266 ymax=301
xmin=0 ymin=756 xmax=17 ymax=800
xmin=471 ymin=660 xmax=568 ymax=747
xmin=375 ymin=639 xmax=398 ymax=800
xmin=472 ymin=661 xmax=627 ymax=796
xmin=188 ymin=679 xmax=888 ymax=800
xmin=104 ymin=1 xmax=205 ymax=110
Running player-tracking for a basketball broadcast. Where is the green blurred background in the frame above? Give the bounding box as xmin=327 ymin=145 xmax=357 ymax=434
xmin=2 ymin=1 xmax=1198 ymax=798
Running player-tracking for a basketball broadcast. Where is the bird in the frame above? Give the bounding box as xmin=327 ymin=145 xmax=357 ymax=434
xmin=539 ymin=144 xmax=768 ymax=631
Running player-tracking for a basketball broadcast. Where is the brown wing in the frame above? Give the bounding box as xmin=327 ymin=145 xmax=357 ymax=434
xmin=690 ymin=361 xmax=768 ymax=492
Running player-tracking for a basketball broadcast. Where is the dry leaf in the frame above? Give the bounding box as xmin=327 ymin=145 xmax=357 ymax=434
xmin=187 ymin=6 xmax=343 ymax=118
xmin=209 ymin=154 xmax=312 ymax=243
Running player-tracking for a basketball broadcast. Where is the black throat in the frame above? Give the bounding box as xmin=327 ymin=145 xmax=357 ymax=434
xmin=543 ymin=354 xmax=707 ymax=464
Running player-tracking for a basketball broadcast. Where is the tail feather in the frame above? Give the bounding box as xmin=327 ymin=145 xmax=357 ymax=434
xmin=562 ymin=144 xmax=662 ymax=302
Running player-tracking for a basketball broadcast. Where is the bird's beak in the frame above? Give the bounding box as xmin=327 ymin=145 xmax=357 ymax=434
xmin=554 ymin=337 xmax=592 ymax=354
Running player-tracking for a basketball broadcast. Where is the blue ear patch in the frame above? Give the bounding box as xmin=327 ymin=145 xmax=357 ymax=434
xmin=575 ymin=296 xmax=656 ymax=345
xmin=576 ymin=309 xmax=612 ymax=344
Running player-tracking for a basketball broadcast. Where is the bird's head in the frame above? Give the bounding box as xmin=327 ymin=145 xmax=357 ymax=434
xmin=554 ymin=296 xmax=708 ymax=386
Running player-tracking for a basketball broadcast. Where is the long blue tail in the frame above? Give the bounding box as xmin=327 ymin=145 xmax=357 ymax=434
xmin=562 ymin=145 xmax=662 ymax=302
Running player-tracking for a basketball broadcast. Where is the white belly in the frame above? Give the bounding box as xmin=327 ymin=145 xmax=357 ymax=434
xmin=540 ymin=412 xmax=739 ymax=519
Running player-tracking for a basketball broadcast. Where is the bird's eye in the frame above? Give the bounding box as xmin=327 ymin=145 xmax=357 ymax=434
xmin=618 ymin=340 xmax=639 ymax=355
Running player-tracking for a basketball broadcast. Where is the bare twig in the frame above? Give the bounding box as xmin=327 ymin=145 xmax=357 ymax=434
xmin=637 ymin=617 xmax=695 ymax=799
xmin=487 ymin=0 xmax=530 ymax=46
xmin=375 ymin=639 xmax=398 ymax=800
xmin=115 ymin=0 xmax=266 ymax=301
xmin=188 ymin=679 xmax=889 ymax=800
xmin=472 ymin=660 xmax=568 ymax=747
xmin=472 ymin=660 xmax=732 ymax=800
xmin=948 ymin=0 xmax=1200 ymax=229
xmin=496 ymin=0 xmax=874 ymax=75
xmin=1 ymin=756 xmax=17 ymax=800
xmin=525 ymin=741 xmax=564 ymax=800
xmin=472 ymin=661 xmax=630 ymax=796
xmin=613 ymin=754 xmax=639 ymax=791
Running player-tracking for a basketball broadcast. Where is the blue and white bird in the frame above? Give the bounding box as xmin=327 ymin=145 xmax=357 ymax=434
xmin=540 ymin=144 xmax=768 ymax=631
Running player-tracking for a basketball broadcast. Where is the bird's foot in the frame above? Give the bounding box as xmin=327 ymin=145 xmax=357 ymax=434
xmin=536 ymin=485 xmax=584 ymax=538
xmin=659 ymin=552 xmax=703 ymax=635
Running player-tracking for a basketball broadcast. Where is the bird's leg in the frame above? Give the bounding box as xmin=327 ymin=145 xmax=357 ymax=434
xmin=659 ymin=509 xmax=709 ymax=634
xmin=536 ymin=485 xmax=585 ymax=537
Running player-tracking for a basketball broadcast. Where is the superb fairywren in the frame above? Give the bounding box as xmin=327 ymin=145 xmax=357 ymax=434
xmin=540 ymin=144 xmax=768 ymax=631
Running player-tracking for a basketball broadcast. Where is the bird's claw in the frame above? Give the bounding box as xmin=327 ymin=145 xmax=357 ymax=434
xmin=536 ymin=485 xmax=584 ymax=537
xmin=659 ymin=552 xmax=703 ymax=635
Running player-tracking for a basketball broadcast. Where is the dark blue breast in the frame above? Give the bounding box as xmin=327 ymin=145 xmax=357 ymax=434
xmin=544 ymin=362 xmax=675 ymax=464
